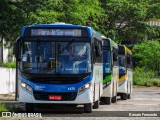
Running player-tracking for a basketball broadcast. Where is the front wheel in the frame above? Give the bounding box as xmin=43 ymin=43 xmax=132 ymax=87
xmin=121 ymin=93 xmax=127 ymax=100
xmin=127 ymin=94 xmax=131 ymax=99
xmin=93 ymin=99 xmax=99 ymax=109
xmin=100 ymin=97 xmax=111 ymax=105
xmin=25 ymin=103 xmax=34 ymax=112
xmin=111 ymin=96 xmax=117 ymax=103
xmin=84 ymin=103 xmax=92 ymax=113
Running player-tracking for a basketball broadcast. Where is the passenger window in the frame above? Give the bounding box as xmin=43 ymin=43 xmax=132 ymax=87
xmin=95 ymin=45 xmax=101 ymax=57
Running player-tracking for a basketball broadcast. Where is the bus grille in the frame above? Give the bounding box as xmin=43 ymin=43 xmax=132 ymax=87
xmin=33 ymin=91 xmax=77 ymax=101
xmin=21 ymin=73 xmax=91 ymax=84
xmin=31 ymin=77 xmax=81 ymax=84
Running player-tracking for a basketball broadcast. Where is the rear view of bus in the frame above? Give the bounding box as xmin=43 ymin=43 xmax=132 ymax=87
xmin=118 ymin=45 xmax=133 ymax=100
xmin=14 ymin=23 xmax=103 ymax=113
xmin=101 ymin=37 xmax=119 ymax=104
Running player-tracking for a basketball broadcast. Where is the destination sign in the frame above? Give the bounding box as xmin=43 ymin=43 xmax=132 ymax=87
xmin=31 ymin=29 xmax=82 ymax=36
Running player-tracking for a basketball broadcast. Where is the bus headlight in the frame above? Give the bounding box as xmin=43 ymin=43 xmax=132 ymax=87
xmin=21 ymin=82 xmax=26 ymax=88
xmin=78 ymin=83 xmax=91 ymax=94
xmin=21 ymin=82 xmax=32 ymax=93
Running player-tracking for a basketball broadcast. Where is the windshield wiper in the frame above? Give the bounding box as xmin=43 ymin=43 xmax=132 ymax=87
xmin=58 ymin=39 xmax=75 ymax=54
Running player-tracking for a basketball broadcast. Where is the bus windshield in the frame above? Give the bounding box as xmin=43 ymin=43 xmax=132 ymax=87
xmin=20 ymin=41 xmax=91 ymax=74
xmin=103 ymin=50 xmax=111 ymax=73
xmin=119 ymin=56 xmax=126 ymax=74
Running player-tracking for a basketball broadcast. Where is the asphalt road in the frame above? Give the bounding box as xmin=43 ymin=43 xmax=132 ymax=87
xmin=1 ymin=86 xmax=160 ymax=120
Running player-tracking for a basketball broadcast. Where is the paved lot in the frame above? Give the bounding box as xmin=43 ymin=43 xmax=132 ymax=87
xmin=0 ymin=86 xmax=160 ymax=119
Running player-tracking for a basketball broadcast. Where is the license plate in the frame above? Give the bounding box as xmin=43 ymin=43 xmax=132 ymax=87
xmin=49 ymin=95 xmax=62 ymax=100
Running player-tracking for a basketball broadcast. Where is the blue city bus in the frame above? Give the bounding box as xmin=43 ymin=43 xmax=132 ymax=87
xmin=14 ymin=23 xmax=103 ymax=113
xmin=100 ymin=36 xmax=119 ymax=104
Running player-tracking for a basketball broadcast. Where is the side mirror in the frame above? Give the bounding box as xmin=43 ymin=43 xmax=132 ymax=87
xmin=13 ymin=37 xmax=22 ymax=61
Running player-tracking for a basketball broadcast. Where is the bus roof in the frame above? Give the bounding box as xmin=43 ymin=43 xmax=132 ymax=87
xmin=22 ymin=23 xmax=102 ymax=40
xmin=118 ymin=45 xmax=132 ymax=55
xmin=24 ymin=23 xmax=86 ymax=28
xmin=109 ymin=38 xmax=118 ymax=48
xmin=102 ymin=37 xmax=118 ymax=48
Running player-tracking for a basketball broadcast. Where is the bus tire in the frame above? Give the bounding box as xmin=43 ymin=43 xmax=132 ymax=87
xmin=93 ymin=99 xmax=99 ymax=109
xmin=127 ymin=94 xmax=131 ymax=99
xmin=111 ymin=96 xmax=117 ymax=103
xmin=84 ymin=103 xmax=92 ymax=113
xmin=25 ymin=103 xmax=34 ymax=112
xmin=101 ymin=97 xmax=111 ymax=105
xmin=121 ymin=93 xmax=127 ymax=100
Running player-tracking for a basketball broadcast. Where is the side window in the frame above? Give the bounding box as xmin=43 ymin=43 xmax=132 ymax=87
xmin=93 ymin=38 xmax=102 ymax=63
xmin=127 ymin=54 xmax=132 ymax=69
xmin=112 ymin=47 xmax=118 ymax=66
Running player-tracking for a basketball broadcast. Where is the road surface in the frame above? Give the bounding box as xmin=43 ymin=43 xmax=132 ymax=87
xmin=0 ymin=86 xmax=160 ymax=119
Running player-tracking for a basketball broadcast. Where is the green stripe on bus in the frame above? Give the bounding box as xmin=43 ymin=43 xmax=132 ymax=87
xmin=103 ymin=74 xmax=112 ymax=84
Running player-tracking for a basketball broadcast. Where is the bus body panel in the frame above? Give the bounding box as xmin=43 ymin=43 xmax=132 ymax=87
xmin=19 ymin=75 xmax=92 ymax=93
xmin=102 ymin=66 xmax=118 ymax=97
xmin=113 ymin=66 xmax=119 ymax=97
xmin=93 ymin=63 xmax=103 ymax=101
xmin=117 ymin=80 xmax=127 ymax=94
xmin=118 ymin=69 xmax=132 ymax=94
xmin=127 ymin=69 xmax=133 ymax=94
xmin=18 ymin=72 xmax=94 ymax=103
xmin=101 ymin=82 xmax=112 ymax=97
xmin=19 ymin=86 xmax=93 ymax=104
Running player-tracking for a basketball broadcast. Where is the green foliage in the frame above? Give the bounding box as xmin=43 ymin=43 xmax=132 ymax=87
xmin=0 ymin=104 xmax=9 ymax=112
xmin=0 ymin=103 xmax=19 ymax=112
xmin=145 ymin=81 xmax=153 ymax=87
xmin=133 ymin=67 xmax=160 ymax=87
xmin=0 ymin=0 xmax=41 ymax=44
xmin=133 ymin=40 xmax=160 ymax=74
xmin=147 ymin=2 xmax=160 ymax=19
xmin=152 ymin=79 xmax=160 ymax=86
xmin=133 ymin=67 xmax=155 ymax=86
xmin=2 ymin=62 xmax=16 ymax=68
xmin=97 ymin=0 xmax=160 ymax=43
xmin=1 ymin=0 xmax=160 ymax=45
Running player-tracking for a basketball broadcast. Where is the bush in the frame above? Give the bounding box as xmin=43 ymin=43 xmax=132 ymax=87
xmin=157 ymin=82 xmax=160 ymax=87
xmin=133 ymin=67 xmax=156 ymax=86
xmin=152 ymin=79 xmax=160 ymax=86
xmin=1 ymin=62 xmax=16 ymax=68
xmin=145 ymin=82 xmax=153 ymax=87
xmin=133 ymin=40 xmax=160 ymax=75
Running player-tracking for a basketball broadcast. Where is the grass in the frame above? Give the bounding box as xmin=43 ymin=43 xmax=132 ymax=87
xmin=133 ymin=67 xmax=160 ymax=87
xmin=0 ymin=103 xmax=20 ymax=112
xmin=152 ymin=78 xmax=160 ymax=87
xmin=0 ymin=62 xmax=16 ymax=68
xmin=0 ymin=104 xmax=9 ymax=112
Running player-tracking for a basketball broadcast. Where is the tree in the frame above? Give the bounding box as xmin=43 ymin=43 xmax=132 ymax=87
xmin=133 ymin=40 xmax=160 ymax=74
xmin=0 ymin=0 xmax=43 ymax=45
xmin=57 ymin=0 xmax=103 ymax=28
xmin=0 ymin=0 xmax=160 ymax=46
xmin=98 ymin=0 xmax=160 ymax=44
